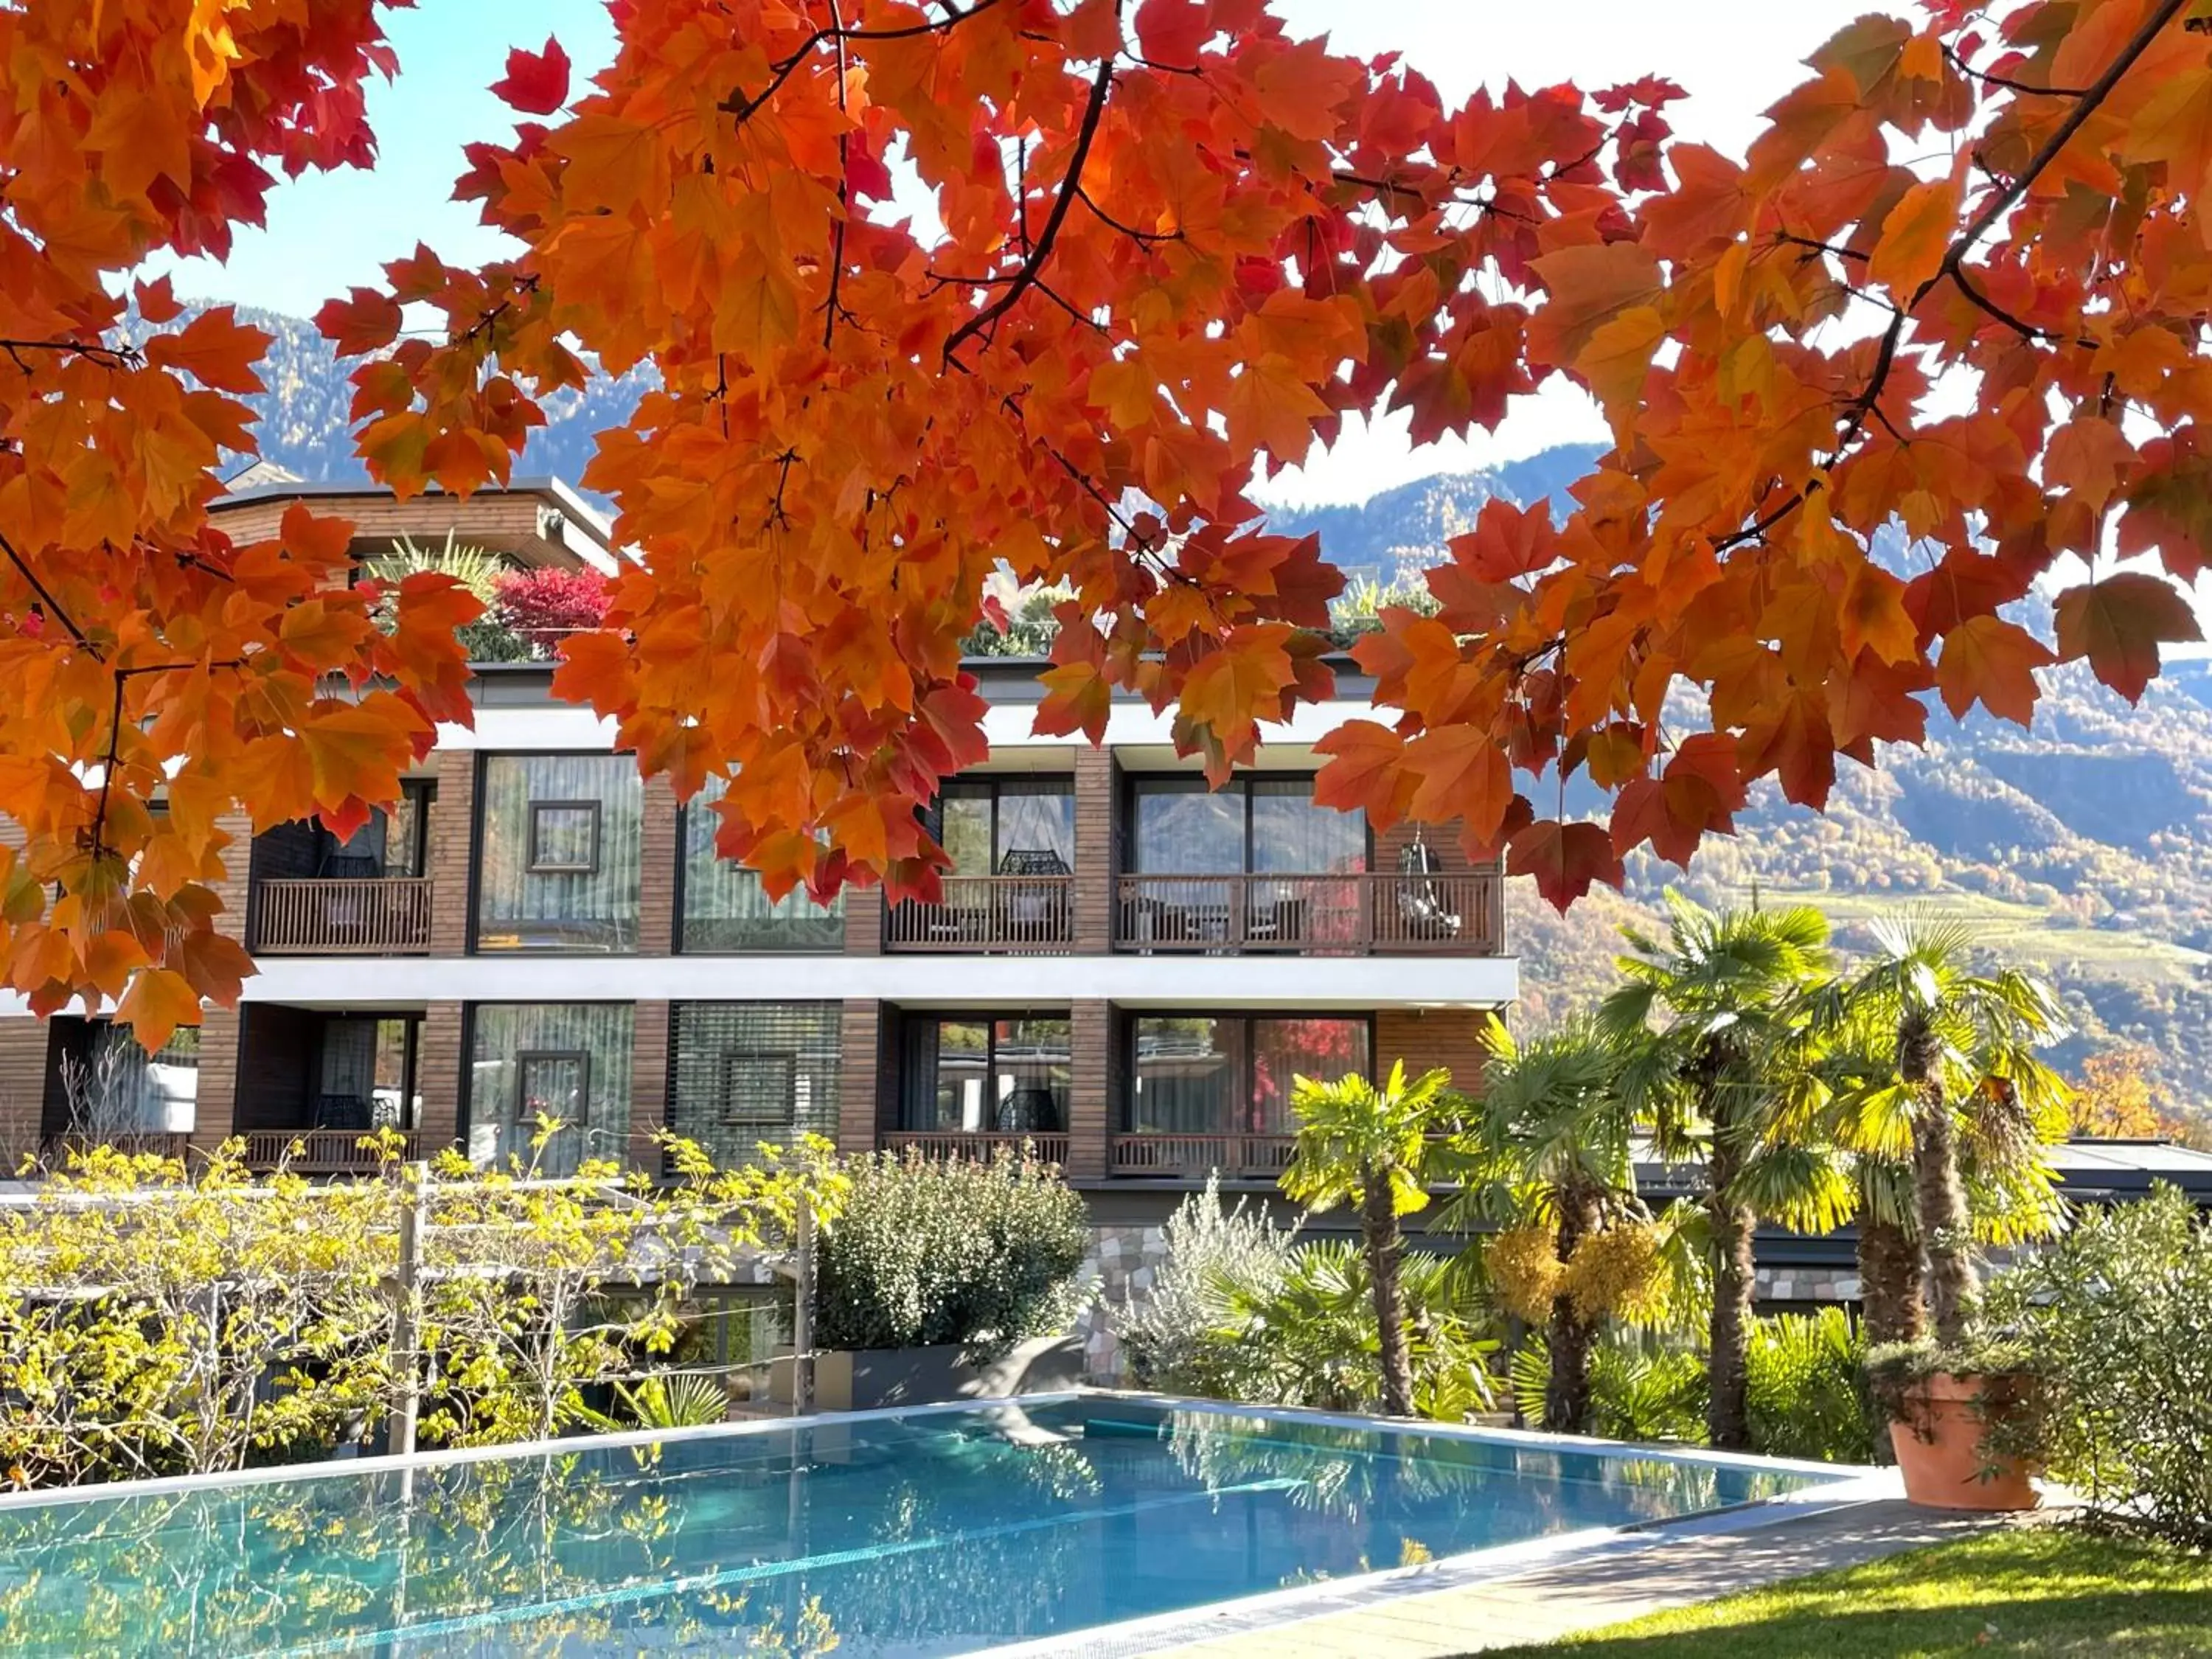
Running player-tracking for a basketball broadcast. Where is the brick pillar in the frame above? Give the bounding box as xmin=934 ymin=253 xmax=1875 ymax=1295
xmin=630 ymin=1000 xmax=670 ymax=1171
xmin=844 ymin=886 xmax=882 ymax=955
xmin=192 ymin=1005 xmax=243 ymax=1152
xmin=428 ymin=751 xmax=477 ymax=956
xmin=0 ymin=1017 xmax=50 ymax=1167
xmin=210 ymin=809 xmax=255 ymax=948
xmin=1067 ymin=999 xmax=1111 ymax=1180
xmin=639 ymin=777 xmax=678 ymax=955
xmin=417 ymin=1001 xmax=466 ymax=1152
xmin=1375 ymin=1006 xmax=1492 ymax=1096
xmin=837 ymin=999 xmax=883 ymax=1154
xmin=1074 ymin=746 xmax=1116 ymax=953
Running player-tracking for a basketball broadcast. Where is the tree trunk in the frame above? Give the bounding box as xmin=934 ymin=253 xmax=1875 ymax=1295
xmin=1899 ymin=1015 xmax=1978 ymax=1347
xmin=1545 ymin=1192 xmax=1601 ymax=1435
xmin=1909 ymin=1091 xmax=1978 ymax=1346
xmin=1857 ymin=1213 xmax=1925 ymax=1346
xmin=1705 ymin=1132 xmax=1756 ymax=1450
xmin=1362 ymin=1165 xmax=1415 ymax=1419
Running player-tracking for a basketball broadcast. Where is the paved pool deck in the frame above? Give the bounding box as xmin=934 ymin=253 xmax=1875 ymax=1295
xmin=1150 ymin=1500 xmax=2009 ymax=1657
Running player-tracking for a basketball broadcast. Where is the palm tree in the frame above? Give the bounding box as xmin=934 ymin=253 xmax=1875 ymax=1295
xmin=1602 ymin=894 xmax=1848 ymax=1450
xmin=1281 ymin=1061 xmax=1458 ymax=1419
xmin=1445 ymin=1018 xmax=1642 ymax=1434
xmin=1820 ymin=914 xmax=2072 ymax=1347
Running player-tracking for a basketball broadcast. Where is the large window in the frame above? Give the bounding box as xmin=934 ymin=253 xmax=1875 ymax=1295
xmin=1129 ymin=776 xmax=1365 ymax=874
xmin=467 ymin=1003 xmax=634 ymax=1175
xmin=1126 ymin=1015 xmax=1369 ymax=1135
xmin=669 ymin=1002 xmax=843 ymax=1164
xmin=476 ymin=754 xmax=642 ymax=952
xmin=52 ymin=1023 xmax=199 ymax=1138
xmin=680 ymin=779 xmax=844 ymax=952
xmin=929 ymin=778 xmax=1075 ymax=877
xmin=900 ymin=1014 xmax=1071 ymax=1133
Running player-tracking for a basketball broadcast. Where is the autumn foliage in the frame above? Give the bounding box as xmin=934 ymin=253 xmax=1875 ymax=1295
xmin=2 ymin=0 xmax=2211 ymax=1028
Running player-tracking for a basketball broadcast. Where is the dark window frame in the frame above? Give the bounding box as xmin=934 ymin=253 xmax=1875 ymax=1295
xmin=1119 ymin=1009 xmax=1377 ymax=1133
xmin=514 ymin=1047 xmax=593 ymax=1121
xmin=1121 ymin=773 xmax=1370 ymax=876
xmin=897 ymin=1008 xmax=1074 ymax=1132
xmin=925 ymin=775 xmax=1077 ymax=875
xmin=720 ymin=1049 xmax=799 ymax=1128
xmin=526 ymin=799 xmax=603 ymax=874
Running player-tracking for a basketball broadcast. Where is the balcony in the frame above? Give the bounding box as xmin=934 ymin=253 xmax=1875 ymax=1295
xmin=40 ymin=1131 xmax=194 ymax=1165
xmin=1110 ymin=1132 xmax=1296 ymax=1179
xmin=880 ymin=1130 xmax=1072 ymax=1166
xmin=252 ymin=877 xmax=434 ymax=955
xmin=242 ymin=1128 xmax=425 ymax=1174
xmin=1113 ymin=872 xmax=1501 ymax=955
xmin=884 ymin=874 xmax=1074 ymax=953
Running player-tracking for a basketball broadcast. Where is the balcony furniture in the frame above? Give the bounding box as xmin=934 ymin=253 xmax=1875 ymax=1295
xmin=320 ymin=853 xmax=382 ymax=880
xmin=252 ymin=876 xmax=434 ymax=955
xmin=313 ymin=1093 xmax=374 ymax=1132
xmin=995 ymin=1086 xmax=1065 ymax=1134
xmin=1115 ymin=869 xmax=1501 ymax=955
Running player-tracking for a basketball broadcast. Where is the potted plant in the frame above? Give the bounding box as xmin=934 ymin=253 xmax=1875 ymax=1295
xmin=1867 ymin=1337 xmax=2042 ymax=1510
xmin=1825 ymin=915 xmax=2070 ymax=1512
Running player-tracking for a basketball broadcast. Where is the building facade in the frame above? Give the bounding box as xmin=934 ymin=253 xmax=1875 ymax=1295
xmin=0 ymin=478 xmax=1517 ymax=1199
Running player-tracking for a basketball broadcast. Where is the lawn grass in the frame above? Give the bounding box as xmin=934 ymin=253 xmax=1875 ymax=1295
xmin=1476 ymin=1527 xmax=2212 ymax=1658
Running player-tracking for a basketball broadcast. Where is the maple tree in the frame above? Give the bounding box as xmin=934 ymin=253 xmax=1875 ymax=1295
xmin=1 ymin=0 xmax=2211 ymax=1028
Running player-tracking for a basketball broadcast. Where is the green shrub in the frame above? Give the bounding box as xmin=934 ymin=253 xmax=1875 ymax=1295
xmin=814 ymin=1152 xmax=1089 ymax=1354
xmin=1510 ymin=1335 xmax=1705 ymax=1442
xmin=1509 ymin=1312 xmax=1876 ymax=1462
xmin=1982 ymin=1184 xmax=2212 ymax=1545
xmin=1121 ymin=1178 xmax=1300 ymax=1395
xmin=1746 ymin=1309 xmax=1877 ymax=1464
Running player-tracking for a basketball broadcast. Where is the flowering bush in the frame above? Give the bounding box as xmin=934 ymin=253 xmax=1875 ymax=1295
xmin=493 ymin=566 xmax=610 ymax=651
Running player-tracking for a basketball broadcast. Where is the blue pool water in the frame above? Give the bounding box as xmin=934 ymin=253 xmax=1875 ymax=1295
xmin=0 ymin=1398 xmax=1847 ymax=1655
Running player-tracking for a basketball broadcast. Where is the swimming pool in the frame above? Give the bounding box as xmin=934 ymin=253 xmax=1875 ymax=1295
xmin=0 ymin=1395 xmax=1858 ymax=1655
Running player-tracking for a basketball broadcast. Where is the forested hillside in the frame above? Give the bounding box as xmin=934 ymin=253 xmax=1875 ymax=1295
xmin=210 ymin=307 xmax=2212 ymax=1129
xmin=1274 ymin=453 xmax=2212 ymax=1131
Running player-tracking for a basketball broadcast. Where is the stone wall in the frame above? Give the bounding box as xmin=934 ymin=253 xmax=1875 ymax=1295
xmin=1071 ymin=1221 xmax=1170 ymax=1383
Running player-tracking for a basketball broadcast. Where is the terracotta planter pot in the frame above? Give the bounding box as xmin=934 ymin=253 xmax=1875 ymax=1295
xmin=1888 ymin=1371 xmax=2039 ymax=1512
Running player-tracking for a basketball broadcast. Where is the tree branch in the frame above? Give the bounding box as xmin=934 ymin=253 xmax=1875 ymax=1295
xmin=1941 ymin=41 xmax=2091 ymax=99
xmin=942 ymin=53 xmax=1116 ymax=367
xmin=0 ymin=526 xmax=97 ymax=655
xmin=720 ymin=0 xmax=1006 ymax=120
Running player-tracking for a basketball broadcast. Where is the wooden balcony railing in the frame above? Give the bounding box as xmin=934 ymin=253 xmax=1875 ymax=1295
xmin=252 ymin=877 xmax=434 ymax=955
xmin=40 ymin=1131 xmax=194 ymax=1165
xmin=883 ymin=874 xmax=1074 ymax=953
xmin=880 ymin=1131 xmax=1072 ymax=1166
xmin=1114 ymin=871 xmax=1502 ymax=955
xmin=1110 ymin=1133 xmax=1297 ymax=1179
xmin=242 ymin=1129 xmax=424 ymax=1173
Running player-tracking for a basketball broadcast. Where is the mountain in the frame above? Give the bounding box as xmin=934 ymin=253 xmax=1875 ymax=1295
xmin=1271 ymin=449 xmax=2212 ymax=1133
xmin=1263 ymin=444 xmax=1606 ymax=588
xmin=195 ymin=305 xmax=654 ymax=494
xmin=214 ymin=309 xmax=2212 ymax=1127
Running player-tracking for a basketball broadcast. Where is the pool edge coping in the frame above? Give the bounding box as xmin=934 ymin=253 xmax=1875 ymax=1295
xmin=0 ymin=1391 xmax=1091 ymax=1513
xmin=965 ymin=1462 xmax=1902 ymax=1659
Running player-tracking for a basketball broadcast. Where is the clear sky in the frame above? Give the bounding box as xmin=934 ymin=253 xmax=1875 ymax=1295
xmin=161 ymin=0 xmax=1869 ymax=507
